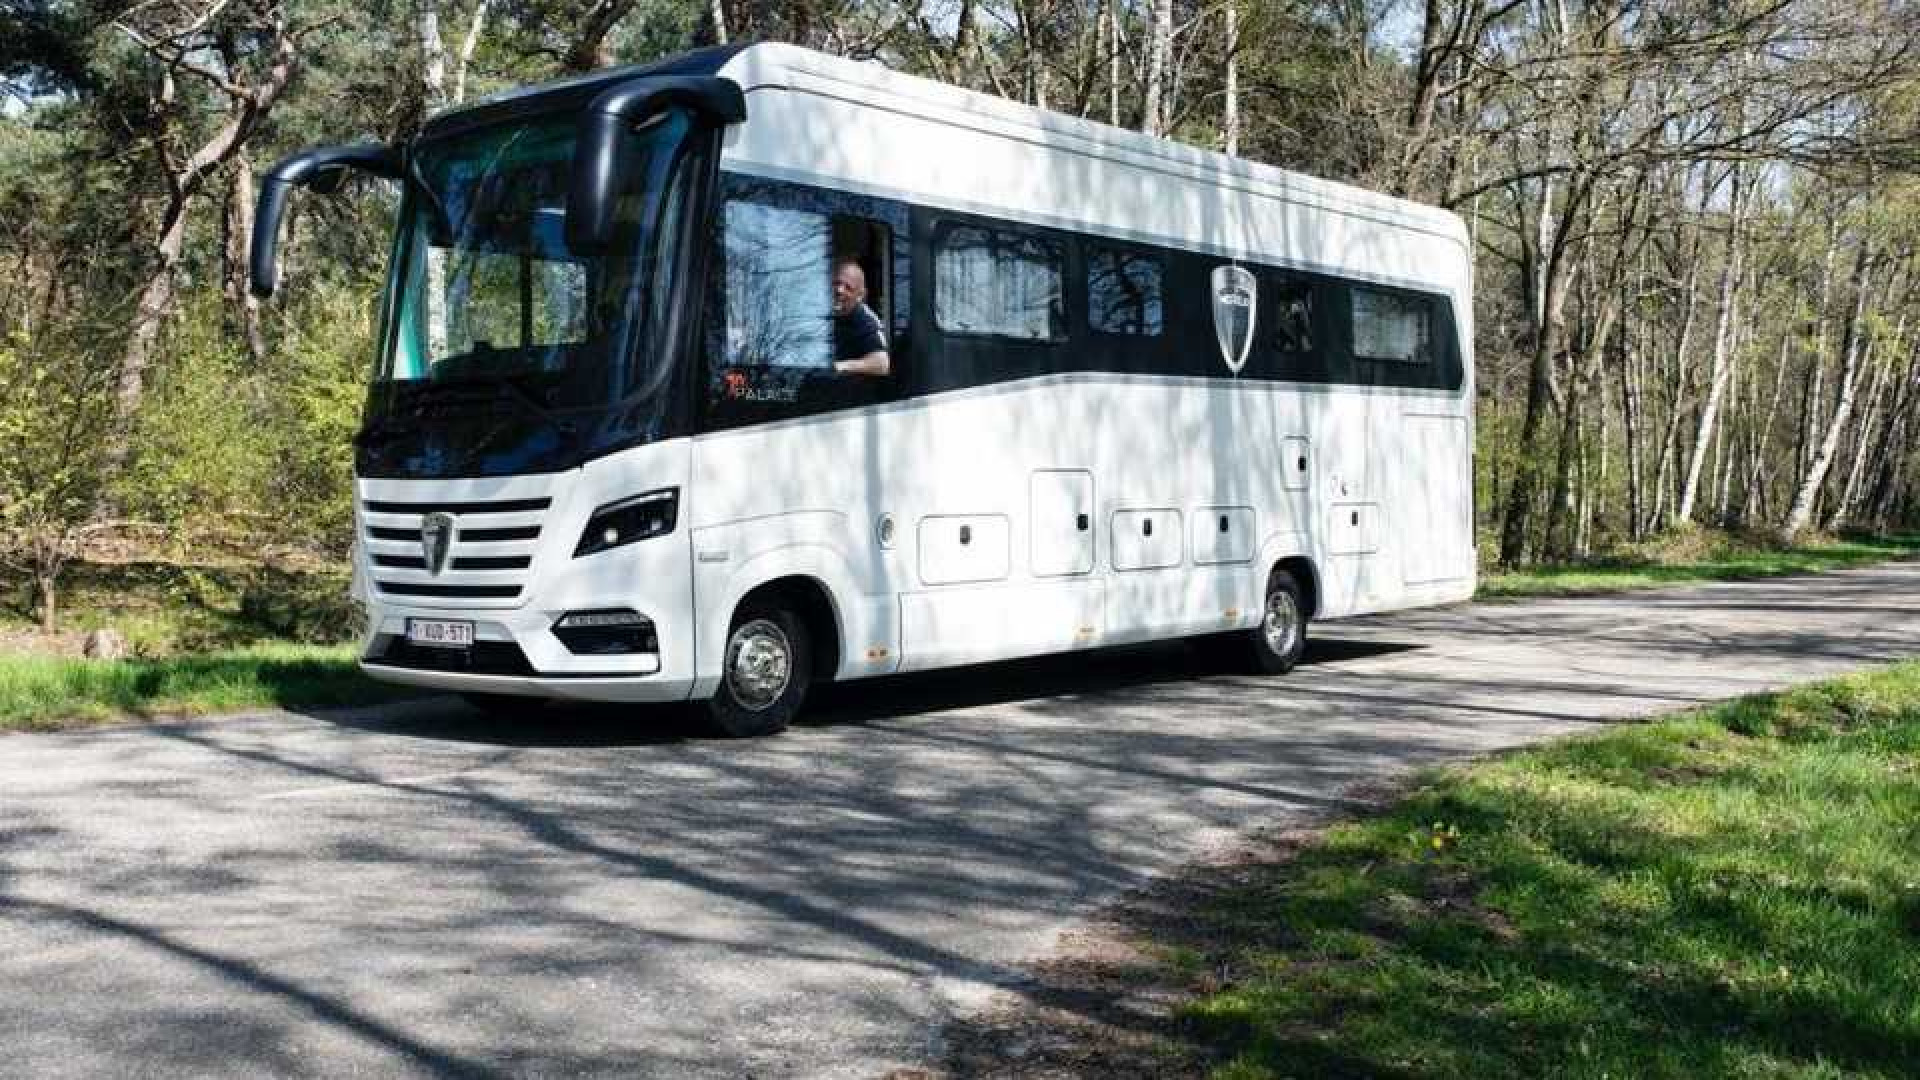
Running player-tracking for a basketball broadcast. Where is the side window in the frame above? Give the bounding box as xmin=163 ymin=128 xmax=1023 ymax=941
xmin=935 ymin=224 xmax=1066 ymax=341
xmin=709 ymin=198 xmax=893 ymax=417
xmin=1087 ymin=247 xmax=1163 ymax=336
xmin=721 ymin=200 xmax=833 ymax=370
xmin=1351 ymin=287 xmax=1432 ymax=365
xmin=1273 ymin=277 xmax=1314 ymax=354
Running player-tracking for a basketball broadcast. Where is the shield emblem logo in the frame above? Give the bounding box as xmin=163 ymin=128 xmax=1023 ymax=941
xmin=420 ymin=512 xmax=456 ymax=576
xmin=1210 ymin=265 xmax=1258 ymax=376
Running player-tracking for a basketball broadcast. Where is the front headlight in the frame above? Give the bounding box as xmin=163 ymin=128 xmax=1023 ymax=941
xmin=574 ymin=488 xmax=678 ymax=557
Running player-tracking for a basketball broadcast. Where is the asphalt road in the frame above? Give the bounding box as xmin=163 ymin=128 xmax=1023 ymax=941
xmin=5 ymin=563 xmax=1920 ymax=1078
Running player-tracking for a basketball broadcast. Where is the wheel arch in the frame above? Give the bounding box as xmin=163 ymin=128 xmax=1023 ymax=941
xmin=734 ymin=574 xmax=844 ymax=685
xmin=1272 ymin=555 xmax=1321 ymax=619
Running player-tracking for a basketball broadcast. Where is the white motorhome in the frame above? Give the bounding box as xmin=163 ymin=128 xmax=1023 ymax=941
xmin=252 ymin=43 xmax=1476 ymax=736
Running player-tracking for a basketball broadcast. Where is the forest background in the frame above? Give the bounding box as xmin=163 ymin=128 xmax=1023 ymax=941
xmin=2 ymin=0 xmax=1918 ymax=649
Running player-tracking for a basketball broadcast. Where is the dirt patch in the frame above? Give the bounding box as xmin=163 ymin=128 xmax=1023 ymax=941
xmin=915 ymin=782 xmax=1410 ymax=1078
xmin=0 ymin=626 xmax=87 ymax=658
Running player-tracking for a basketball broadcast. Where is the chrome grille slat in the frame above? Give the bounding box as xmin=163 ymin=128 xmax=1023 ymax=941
xmin=379 ymin=582 xmax=522 ymax=599
xmin=364 ymin=497 xmax=551 ymax=515
xmin=362 ymin=509 xmax=546 ymax=531
xmin=458 ymin=525 xmax=541 ymax=542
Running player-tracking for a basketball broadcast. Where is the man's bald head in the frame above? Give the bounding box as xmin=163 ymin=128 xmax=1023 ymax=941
xmin=831 ymin=258 xmax=867 ymax=316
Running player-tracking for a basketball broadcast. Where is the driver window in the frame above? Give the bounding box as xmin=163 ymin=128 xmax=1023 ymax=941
xmin=709 ymin=197 xmax=892 ymax=424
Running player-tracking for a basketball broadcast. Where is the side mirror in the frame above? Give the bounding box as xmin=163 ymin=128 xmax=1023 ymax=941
xmin=564 ymin=75 xmax=746 ymax=257
xmin=250 ymin=143 xmax=402 ymax=298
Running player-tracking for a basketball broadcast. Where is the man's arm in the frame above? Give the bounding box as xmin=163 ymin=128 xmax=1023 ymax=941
xmin=834 ymin=349 xmax=890 ymax=376
xmin=834 ymin=308 xmax=891 ymax=376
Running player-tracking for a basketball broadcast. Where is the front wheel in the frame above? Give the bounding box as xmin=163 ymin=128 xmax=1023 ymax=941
xmin=1244 ymin=570 xmax=1308 ymax=674
xmin=706 ymin=604 xmax=811 ymax=737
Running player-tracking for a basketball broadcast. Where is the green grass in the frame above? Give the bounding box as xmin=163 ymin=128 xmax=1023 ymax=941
xmin=1172 ymin=662 xmax=1920 ymax=1079
xmin=0 ymin=644 xmax=414 ymax=732
xmin=1478 ymin=531 xmax=1920 ymax=598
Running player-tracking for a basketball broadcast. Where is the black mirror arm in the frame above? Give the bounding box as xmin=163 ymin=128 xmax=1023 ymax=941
xmin=565 ymin=75 xmax=746 ymax=256
xmin=250 ymin=143 xmax=402 ymax=298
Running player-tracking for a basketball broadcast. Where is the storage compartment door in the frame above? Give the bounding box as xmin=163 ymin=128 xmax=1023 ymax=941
xmin=1111 ymin=509 xmax=1183 ymax=570
xmin=1191 ymin=506 xmax=1256 ymax=565
xmin=917 ymin=515 xmax=1011 ymax=586
xmin=1328 ymin=502 xmax=1380 ymax=555
xmin=1400 ymin=414 xmax=1473 ymax=584
xmin=1030 ymin=470 xmax=1094 ymax=577
xmin=1281 ymin=436 xmax=1311 ymax=493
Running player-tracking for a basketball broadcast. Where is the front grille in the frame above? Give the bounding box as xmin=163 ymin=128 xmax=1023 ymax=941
xmin=365 ymin=635 xmax=537 ymax=677
xmin=362 ymin=493 xmax=549 ymax=607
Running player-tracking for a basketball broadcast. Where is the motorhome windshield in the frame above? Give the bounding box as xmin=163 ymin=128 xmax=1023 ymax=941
xmin=361 ymin=106 xmax=701 ymax=477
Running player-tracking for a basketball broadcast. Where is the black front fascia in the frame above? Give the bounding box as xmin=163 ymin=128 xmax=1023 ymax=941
xmin=356 ymin=110 xmax=727 ymax=481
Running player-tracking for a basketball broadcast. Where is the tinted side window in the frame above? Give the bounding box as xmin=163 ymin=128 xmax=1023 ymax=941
xmin=1272 ymin=277 xmax=1314 ymax=354
xmin=706 ymin=190 xmax=900 ymax=429
xmin=935 ymin=225 xmax=1066 ymax=341
xmin=1087 ymin=248 xmax=1163 ymax=336
xmin=1352 ymin=287 xmax=1432 ymax=365
xmin=722 ymin=200 xmax=833 ymax=371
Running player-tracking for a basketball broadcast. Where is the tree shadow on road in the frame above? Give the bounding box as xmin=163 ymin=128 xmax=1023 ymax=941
xmin=322 ymin=636 xmax=1426 ymax=748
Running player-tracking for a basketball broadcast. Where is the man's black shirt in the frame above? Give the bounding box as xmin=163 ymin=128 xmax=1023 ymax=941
xmin=834 ymin=303 xmax=887 ymax=361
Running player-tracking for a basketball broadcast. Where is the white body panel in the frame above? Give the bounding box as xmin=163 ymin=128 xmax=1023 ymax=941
xmin=353 ymin=45 xmax=1476 ymax=704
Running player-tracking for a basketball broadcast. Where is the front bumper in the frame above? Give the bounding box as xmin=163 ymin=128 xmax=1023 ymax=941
xmin=351 ymin=443 xmax=698 ymax=704
xmin=360 ymin=660 xmax=696 ymax=703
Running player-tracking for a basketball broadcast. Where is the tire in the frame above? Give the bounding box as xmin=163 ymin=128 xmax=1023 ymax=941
xmin=461 ymin=692 xmax=542 ymax=717
xmin=706 ymin=602 xmax=811 ymax=737
xmin=1244 ymin=569 xmax=1308 ymax=674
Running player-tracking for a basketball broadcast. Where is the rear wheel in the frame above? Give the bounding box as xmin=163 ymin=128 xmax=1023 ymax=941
xmin=706 ymin=603 xmax=811 ymax=737
xmin=1245 ymin=569 xmax=1308 ymax=674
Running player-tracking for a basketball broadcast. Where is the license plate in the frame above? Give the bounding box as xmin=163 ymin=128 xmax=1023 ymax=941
xmin=406 ymin=619 xmax=474 ymax=649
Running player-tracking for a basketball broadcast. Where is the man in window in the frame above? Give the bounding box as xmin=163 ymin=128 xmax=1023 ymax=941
xmin=830 ymin=257 xmax=890 ymax=376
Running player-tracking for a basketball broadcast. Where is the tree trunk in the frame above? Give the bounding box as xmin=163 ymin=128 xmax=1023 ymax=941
xmin=1222 ymin=0 xmax=1239 ymax=155
xmin=1675 ymin=165 xmax=1747 ymax=525
xmin=1829 ymin=312 xmax=1907 ymax=531
xmin=1740 ymin=335 xmax=1792 ymax=524
xmin=1499 ymin=287 xmax=1565 ymax=565
xmin=33 ymin=569 xmax=56 ymax=633
xmin=1780 ymin=248 xmax=1875 ymax=540
xmin=1649 ymin=256 xmax=1701 ymax=532
xmin=100 ymin=195 xmax=192 ymax=500
xmin=1142 ymin=0 xmax=1172 ymax=136
xmin=223 ymin=152 xmax=266 ymax=364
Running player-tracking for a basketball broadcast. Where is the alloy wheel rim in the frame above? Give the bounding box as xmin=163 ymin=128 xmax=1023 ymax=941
xmin=725 ymin=618 xmax=792 ymax=710
xmin=1262 ymin=589 xmax=1299 ymax=658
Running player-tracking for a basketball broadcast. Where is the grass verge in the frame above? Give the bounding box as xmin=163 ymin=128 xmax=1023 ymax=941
xmin=0 ymin=644 xmax=415 ymax=732
xmin=1478 ymin=530 xmax=1920 ymax=598
xmin=1190 ymin=665 xmax=1920 ymax=1077
xmin=945 ymin=662 xmax=1920 ymax=1078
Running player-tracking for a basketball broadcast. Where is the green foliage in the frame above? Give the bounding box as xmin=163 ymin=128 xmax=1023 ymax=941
xmin=107 ymin=279 xmax=378 ymax=554
xmin=120 ymin=296 xmax=277 ymax=531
